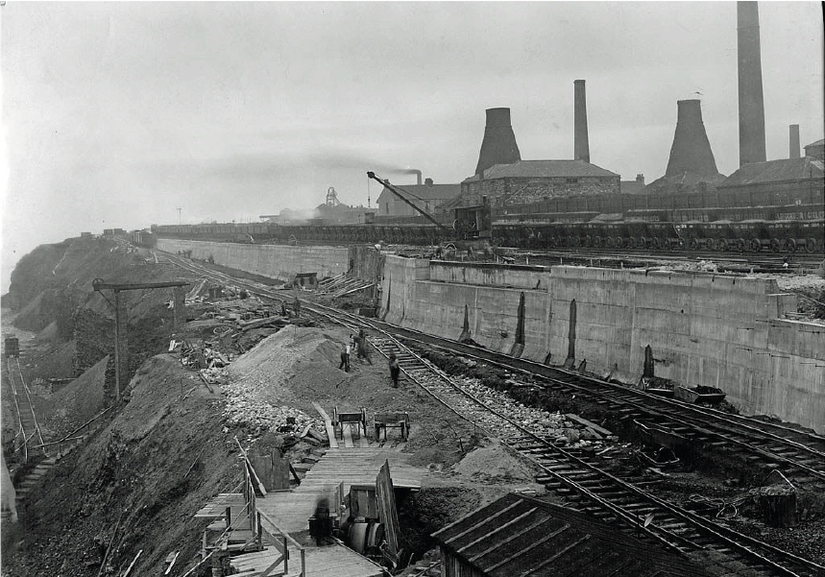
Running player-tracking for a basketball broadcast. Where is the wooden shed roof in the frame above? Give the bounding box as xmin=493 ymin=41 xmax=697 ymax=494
xmin=432 ymin=493 xmax=711 ymax=577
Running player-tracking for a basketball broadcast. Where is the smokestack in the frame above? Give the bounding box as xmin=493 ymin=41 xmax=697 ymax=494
xmin=789 ymin=125 xmax=800 ymax=159
xmin=410 ymin=169 xmax=423 ymax=185
xmin=665 ymin=100 xmax=720 ymax=179
xmin=738 ymin=2 xmax=767 ymax=166
xmin=574 ymin=80 xmax=590 ymax=163
xmin=475 ymin=107 xmax=521 ymax=176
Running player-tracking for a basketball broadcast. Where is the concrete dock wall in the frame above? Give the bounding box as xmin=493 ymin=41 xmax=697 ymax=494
xmin=156 ymin=239 xmax=349 ymax=281
xmin=382 ymin=256 xmax=825 ymax=432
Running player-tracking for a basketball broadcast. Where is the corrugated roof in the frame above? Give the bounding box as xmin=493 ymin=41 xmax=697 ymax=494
xmin=432 ymin=493 xmax=711 ymax=577
xmin=463 ymin=160 xmax=619 ymax=182
xmin=719 ymin=157 xmax=824 ymax=188
xmin=377 ymin=183 xmax=460 ymax=202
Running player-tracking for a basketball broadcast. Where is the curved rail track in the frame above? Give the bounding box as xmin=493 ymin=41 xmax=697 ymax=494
xmin=160 ymin=250 xmax=825 ymax=576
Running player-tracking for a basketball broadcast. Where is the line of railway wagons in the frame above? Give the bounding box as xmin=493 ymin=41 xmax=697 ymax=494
xmin=150 ymin=200 xmax=824 ymax=254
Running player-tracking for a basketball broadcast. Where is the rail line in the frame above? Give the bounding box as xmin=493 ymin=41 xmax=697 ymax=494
xmin=160 ymin=251 xmax=825 ymax=484
xmin=298 ymin=302 xmax=825 ymax=577
xmin=4 ymin=357 xmax=47 ymax=462
xmin=371 ymin=325 xmax=825 ymax=486
xmin=160 ymin=252 xmax=825 ymax=574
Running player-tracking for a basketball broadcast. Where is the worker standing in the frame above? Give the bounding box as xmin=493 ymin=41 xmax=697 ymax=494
xmin=355 ymin=328 xmax=372 ymax=365
xmin=388 ymin=353 xmax=400 ymax=388
xmin=339 ymin=342 xmax=351 ymax=372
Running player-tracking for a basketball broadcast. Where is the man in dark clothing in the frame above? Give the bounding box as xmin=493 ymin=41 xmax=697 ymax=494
xmin=388 ymin=353 xmax=400 ymax=387
xmin=339 ymin=342 xmax=351 ymax=372
xmin=355 ymin=328 xmax=372 ymax=365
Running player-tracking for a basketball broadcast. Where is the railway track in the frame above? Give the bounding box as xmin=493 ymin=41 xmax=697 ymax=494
xmin=501 ymin=247 xmax=824 ymax=271
xmin=160 ymin=251 xmax=825 ymax=486
xmin=296 ymin=303 xmax=825 ymax=577
xmin=160 ymin=252 xmax=825 ymax=575
xmin=4 ymin=356 xmax=47 ymax=463
xmin=371 ymin=324 xmax=825 ymax=487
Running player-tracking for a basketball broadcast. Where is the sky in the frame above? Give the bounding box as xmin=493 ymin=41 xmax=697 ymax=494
xmin=1 ymin=1 xmax=823 ymax=293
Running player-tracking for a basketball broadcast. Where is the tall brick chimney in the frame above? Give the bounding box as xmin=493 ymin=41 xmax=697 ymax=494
xmin=573 ymin=80 xmax=590 ymax=163
xmin=738 ymin=2 xmax=767 ymax=166
xmin=475 ymin=107 xmax=521 ymax=176
xmin=789 ymin=124 xmax=801 ymax=159
xmin=665 ymin=100 xmax=720 ymax=179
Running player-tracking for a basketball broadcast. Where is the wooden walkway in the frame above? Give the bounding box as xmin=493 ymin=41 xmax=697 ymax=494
xmin=230 ymin=540 xmax=384 ymax=577
xmin=211 ymin=404 xmax=427 ymax=577
xmin=256 ymin=447 xmax=425 ymax=535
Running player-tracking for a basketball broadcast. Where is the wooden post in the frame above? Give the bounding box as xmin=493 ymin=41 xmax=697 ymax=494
xmin=113 ymin=291 xmax=123 ymax=404
xmin=225 ymin=506 xmax=232 ymax=530
xmin=173 ymin=286 xmax=186 ymax=329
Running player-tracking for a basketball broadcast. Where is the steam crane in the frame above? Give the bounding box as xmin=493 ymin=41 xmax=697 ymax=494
xmin=366 ymin=172 xmax=450 ymax=232
xmin=366 ymin=171 xmax=492 ymax=244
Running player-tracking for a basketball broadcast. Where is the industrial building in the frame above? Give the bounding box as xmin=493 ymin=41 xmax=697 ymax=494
xmin=460 ymin=159 xmax=620 ymax=207
xmin=375 ymin=178 xmax=460 ymax=218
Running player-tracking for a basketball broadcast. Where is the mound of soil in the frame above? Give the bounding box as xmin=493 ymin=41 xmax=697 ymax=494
xmin=451 ymin=439 xmax=538 ymax=484
xmin=3 ymin=354 xmax=233 ymax=577
xmin=42 ymin=355 xmax=110 ymax=435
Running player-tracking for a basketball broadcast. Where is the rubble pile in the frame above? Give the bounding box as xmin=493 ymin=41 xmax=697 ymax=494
xmin=456 ymin=375 xmax=618 ymax=448
xmin=223 ymin=398 xmax=318 ymax=436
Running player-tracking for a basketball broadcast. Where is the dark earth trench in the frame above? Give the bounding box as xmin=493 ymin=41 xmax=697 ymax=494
xmin=2 ymin=237 xmax=824 ymax=576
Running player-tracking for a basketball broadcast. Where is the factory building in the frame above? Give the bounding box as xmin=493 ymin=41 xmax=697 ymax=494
xmin=620 ymin=174 xmax=646 ymax=194
xmin=804 ymin=139 xmax=824 ymax=163
xmin=457 ymin=101 xmax=620 ymax=208
xmin=460 ymin=159 xmax=620 ymax=207
xmin=375 ymin=178 xmax=460 ymax=217
xmin=717 ymin=156 xmax=825 ymax=200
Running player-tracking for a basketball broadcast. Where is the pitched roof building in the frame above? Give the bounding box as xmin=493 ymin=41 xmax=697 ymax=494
xmin=459 ymin=159 xmax=620 ymax=208
xmin=375 ymin=178 xmax=461 ymax=218
xmin=717 ymin=156 xmax=824 ymax=198
xmin=433 ymin=493 xmax=711 ymax=577
xmin=804 ymin=138 xmax=824 ymax=162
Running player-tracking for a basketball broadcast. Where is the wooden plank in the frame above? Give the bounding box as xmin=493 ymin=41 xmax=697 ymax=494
xmin=195 ymin=494 xmax=245 ymax=518
xmin=312 ymin=402 xmax=338 ymax=449
xmin=269 ymin=451 xmax=291 ymax=491
xmin=564 ymin=413 xmax=613 ymax=437
xmin=375 ymin=460 xmax=400 ymax=559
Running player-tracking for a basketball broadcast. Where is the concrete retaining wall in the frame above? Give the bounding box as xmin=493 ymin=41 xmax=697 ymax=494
xmin=381 ymin=257 xmax=825 ymax=432
xmin=156 ymin=239 xmax=349 ymax=281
